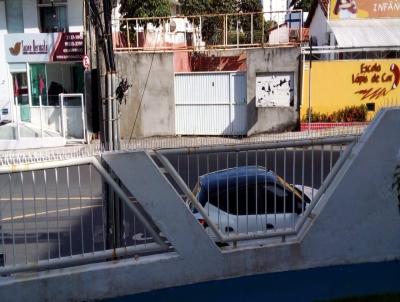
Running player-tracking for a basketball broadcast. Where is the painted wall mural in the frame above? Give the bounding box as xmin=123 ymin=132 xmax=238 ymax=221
xmin=301 ymin=59 xmax=400 ymax=121
xmin=329 ymin=0 xmax=400 ymax=20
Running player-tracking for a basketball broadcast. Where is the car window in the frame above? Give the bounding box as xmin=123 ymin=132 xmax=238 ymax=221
xmin=200 ymin=178 xmax=304 ymax=216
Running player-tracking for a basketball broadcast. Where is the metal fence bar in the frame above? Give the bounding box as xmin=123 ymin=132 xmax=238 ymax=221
xmin=155 ymin=151 xmax=224 ymax=242
xmin=113 ymin=10 xmax=303 ymax=52
xmin=0 ymin=157 xmax=168 ymax=274
xmin=158 ymin=137 xmax=358 ymax=156
xmin=295 ymin=141 xmax=356 ymax=232
xmin=158 ymin=136 xmax=356 ymax=243
xmin=0 ymin=243 xmax=164 ymax=275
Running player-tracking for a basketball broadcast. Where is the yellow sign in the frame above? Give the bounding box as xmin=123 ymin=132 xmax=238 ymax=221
xmin=329 ymin=0 xmax=400 ymax=20
xmin=301 ymin=59 xmax=400 ymax=119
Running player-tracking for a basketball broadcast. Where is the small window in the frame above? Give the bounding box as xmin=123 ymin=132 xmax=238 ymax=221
xmin=37 ymin=0 xmax=68 ymax=33
xmin=5 ymin=0 xmax=24 ymax=33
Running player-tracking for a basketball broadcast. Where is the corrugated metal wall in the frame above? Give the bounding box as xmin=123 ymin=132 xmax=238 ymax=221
xmin=175 ymin=72 xmax=247 ymax=135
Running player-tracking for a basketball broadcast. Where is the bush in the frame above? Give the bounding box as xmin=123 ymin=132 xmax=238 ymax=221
xmin=301 ymin=104 xmax=368 ymax=123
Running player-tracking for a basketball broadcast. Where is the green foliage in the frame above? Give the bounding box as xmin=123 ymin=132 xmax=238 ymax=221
xmin=239 ymin=0 xmax=263 ymax=13
xmin=292 ymin=0 xmax=313 ymax=11
xmin=301 ymin=105 xmax=368 ymax=123
xmin=180 ymin=0 xmax=211 ymax=16
xmin=180 ymin=0 xmax=269 ymax=45
xmin=119 ymin=0 xmax=171 ymax=18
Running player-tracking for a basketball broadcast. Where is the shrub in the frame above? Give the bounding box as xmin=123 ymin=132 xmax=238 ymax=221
xmin=302 ymin=104 xmax=368 ymax=123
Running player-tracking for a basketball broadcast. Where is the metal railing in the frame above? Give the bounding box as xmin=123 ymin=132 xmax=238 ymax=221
xmin=156 ymin=136 xmax=356 ymax=244
xmin=0 ymin=157 xmax=168 ymax=275
xmin=113 ymin=10 xmax=304 ymax=52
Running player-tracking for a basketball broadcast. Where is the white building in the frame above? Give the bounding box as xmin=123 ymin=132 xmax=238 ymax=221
xmin=263 ymin=0 xmax=290 ymax=24
xmin=0 ymin=0 xmax=86 ymax=148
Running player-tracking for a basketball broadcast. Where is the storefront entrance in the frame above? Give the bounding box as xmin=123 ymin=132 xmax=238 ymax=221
xmin=9 ymin=62 xmax=86 ymax=144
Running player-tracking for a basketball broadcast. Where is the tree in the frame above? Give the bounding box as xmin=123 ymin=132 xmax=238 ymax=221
xmin=119 ymin=0 xmax=171 ymax=18
xmin=180 ymin=0 xmax=266 ymax=45
xmin=290 ymin=0 xmax=313 ymax=11
xmin=238 ymin=0 xmax=263 ymax=13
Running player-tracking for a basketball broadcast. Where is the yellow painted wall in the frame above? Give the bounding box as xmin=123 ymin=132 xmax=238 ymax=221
xmin=301 ymin=59 xmax=400 ymax=120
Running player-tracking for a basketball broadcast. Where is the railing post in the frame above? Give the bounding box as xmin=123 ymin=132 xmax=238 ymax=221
xmin=236 ymin=18 xmax=239 ymax=47
xmin=136 ymin=19 xmax=139 ymax=48
xmin=251 ymin=13 xmax=254 ymax=44
xmin=262 ymin=12 xmax=265 ymax=46
xmin=224 ymin=14 xmax=228 ymax=47
xmin=60 ymin=93 xmax=66 ymax=139
xmin=15 ymin=97 xmax=20 ymax=140
xmin=199 ymin=15 xmax=202 ymax=47
xmin=39 ymin=95 xmax=44 ymax=138
xmin=126 ymin=19 xmax=130 ymax=49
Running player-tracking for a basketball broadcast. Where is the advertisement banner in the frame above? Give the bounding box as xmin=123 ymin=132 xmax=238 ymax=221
xmin=329 ymin=0 xmax=400 ymax=20
xmin=5 ymin=32 xmax=84 ymax=63
xmin=301 ymin=59 xmax=400 ymax=121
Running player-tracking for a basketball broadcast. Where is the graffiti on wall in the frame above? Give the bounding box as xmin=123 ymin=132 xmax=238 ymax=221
xmin=301 ymin=59 xmax=400 ymax=119
xmin=352 ymin=62 xmax=400 ymax=100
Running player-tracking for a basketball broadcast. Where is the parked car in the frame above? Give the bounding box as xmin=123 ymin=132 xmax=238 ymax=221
xmin=190 ymin=166 xmax=314 ymax=236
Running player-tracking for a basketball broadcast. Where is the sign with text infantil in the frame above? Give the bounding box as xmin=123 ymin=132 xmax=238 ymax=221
xmin=5 ymin=33 xmax=84 ymax=63
xmin=329 ymin=0 xmax=400 ymax=20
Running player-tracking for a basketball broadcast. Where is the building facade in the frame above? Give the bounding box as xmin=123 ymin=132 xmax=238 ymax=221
xmin=0 ymin=0 xmax=86 ymax=147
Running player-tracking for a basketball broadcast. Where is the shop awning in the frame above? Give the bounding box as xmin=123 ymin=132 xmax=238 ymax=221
xmin=328 ymin=19 xmax=400 ymax=48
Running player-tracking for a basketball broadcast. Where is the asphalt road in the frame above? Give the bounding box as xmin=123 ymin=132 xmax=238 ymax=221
xmin=0 ymin=146 xmax=345 ymax=265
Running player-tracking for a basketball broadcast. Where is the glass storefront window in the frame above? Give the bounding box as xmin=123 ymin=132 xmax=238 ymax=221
xmin=29 ymin=64 xmax=47 ymax=106
xmin=12 ymin=73 xmax=29 ymax=105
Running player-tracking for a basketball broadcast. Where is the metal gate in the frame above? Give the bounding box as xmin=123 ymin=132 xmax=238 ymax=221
xmin=175 ymin=72 xmax=247 ymax=135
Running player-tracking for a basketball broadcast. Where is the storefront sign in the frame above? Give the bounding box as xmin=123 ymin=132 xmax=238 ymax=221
xmin=301 ymin=59 xmax=400 ymax=118
xmin=5 ymin=33 xmax=84 ymax=63
xmin=329 ymin=0 xmax=400 ymax=20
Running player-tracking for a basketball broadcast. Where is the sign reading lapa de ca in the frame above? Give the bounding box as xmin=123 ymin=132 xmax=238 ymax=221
xmin=301 ymin=59 xmax=400 ymax=119
xmin=5 ymin=32 xmax=84 ymax=63
xmin=329 ymin=0 xmax=400 ymax=20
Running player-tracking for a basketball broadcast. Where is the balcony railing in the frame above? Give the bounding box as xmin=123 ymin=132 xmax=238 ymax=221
xmin=112 ymin=10 xmax=304 ymax=52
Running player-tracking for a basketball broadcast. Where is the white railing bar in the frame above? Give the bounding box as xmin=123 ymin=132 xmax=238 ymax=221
xmin=0 ymin=243 xmax=166 ymax=275
xmin=295 ymin=141 xmax=356 ymax=232
xmin=0 ymin=157 xmax=168 ymax=250
xmin=158 ymin=137 xmax=357 ymax=156
xmin=155 ymin=151 xmax=225 ymax=242
xmin=301 ymin=46 xmax=400 ymax=54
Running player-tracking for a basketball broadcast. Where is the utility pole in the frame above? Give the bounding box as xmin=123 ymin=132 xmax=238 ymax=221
xmin=87 ymin=0 xmax=122 ymax=253
xmin=88 ymin=0 xmax=120 ymax=151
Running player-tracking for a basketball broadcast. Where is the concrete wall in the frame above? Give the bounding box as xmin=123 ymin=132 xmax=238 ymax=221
xmin=115 ymin=52 xmax=175 ymax=138
xmin=246 ymin=47 xmax=300 ymax=135
xmin=116 ymin=48 xmax=301 ymax=138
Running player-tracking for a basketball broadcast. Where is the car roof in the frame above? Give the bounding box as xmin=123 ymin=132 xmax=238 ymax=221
xmin=199 ymin=166 xmax=276 ymax=192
